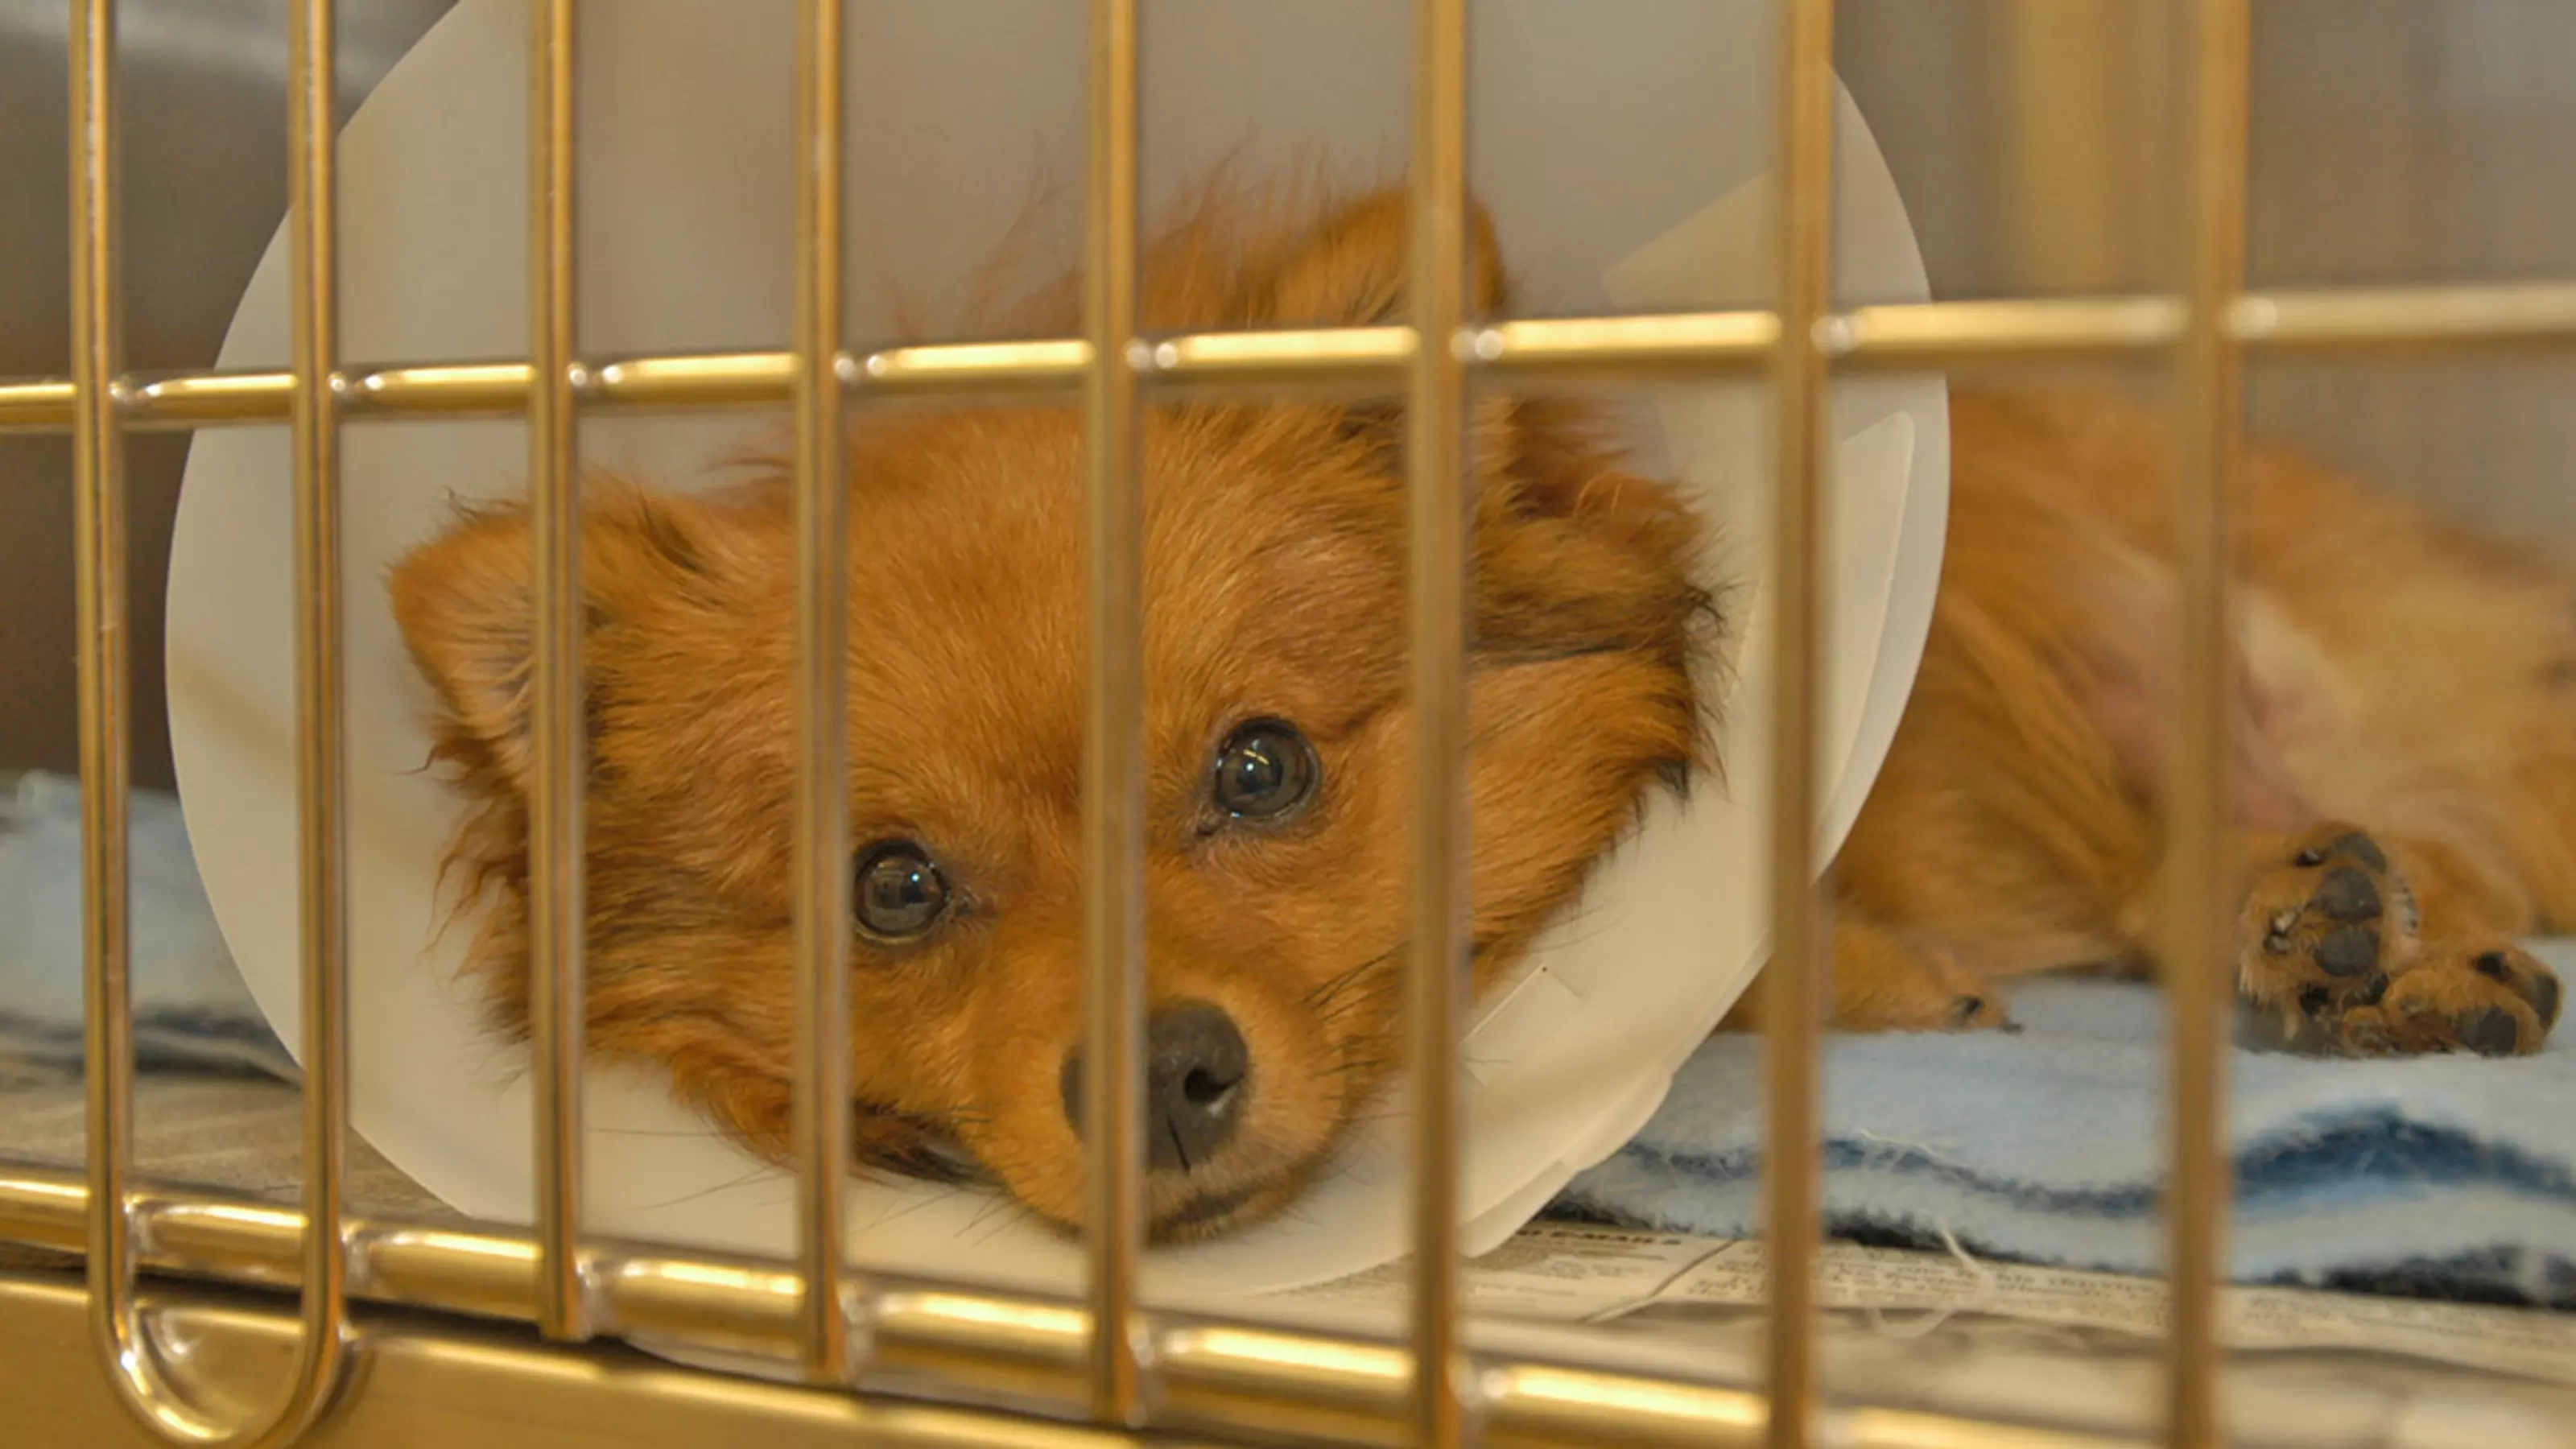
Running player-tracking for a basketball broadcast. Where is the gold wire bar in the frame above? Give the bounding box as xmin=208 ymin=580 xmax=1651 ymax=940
xmin=72 ymin=1 xmax=354 ymax=1443
xmin=1406 ymin=1 xmax=1471 ymax=1445
xmin=2236 ymin=283 xmax=2576 ymax=353
xmin=0 ymin=376 xmax=78 ymax=425
xmin=66 ymin=0 xmax=128 ymax=1319
xmin=356 ymin=360 xmax=539 ymax=414
xmin=67 ymin=0 xmax=144 ymax=1434
xmin=1831 ymin=295 xmax=2186 ymax=365
xmin=0 ymin=1169 xmax=2143 ymax=1449
xmin=1763 ymin=2 xmax=1837 ymax=1446
xmin=1472 ymin=312 xmax=1777 ymax=378
xmin=861 ymin=339 xmax=1092 ymax=395
xmin=526 ymin=0 xmax=590 ymax=1344
xmin=279 ymin=0 xmax=358 ymax=1426
xmin=590 ymin=350 xmax=788 ymax=407
xmin=124 ymin=368 xmax=295 ymax=423
xmin=2168 ymin=2 xmax=2252 ymax=1445
xmin=1146 ymin=324 xmax=1413 ymax=386
xmin=786 ymin=0 xmax=854 ymax=1385
xmin=7 ymin=283 xmax=2576 ymax=436
xmin=1079 ymin=0 xmax=1148 ymax=1427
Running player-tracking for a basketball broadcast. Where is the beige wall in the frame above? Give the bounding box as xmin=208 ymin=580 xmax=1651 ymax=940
xmin=1840 ymin=0 xmax=2576 ymax=535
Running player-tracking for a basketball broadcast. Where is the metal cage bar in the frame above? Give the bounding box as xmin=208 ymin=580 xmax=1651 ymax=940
xmin=75 ymin=0 xmax=358 ymax=1443
xmin=1078 ymin=0 xmax=1149 ymax=1428
xmin=525 ymin=0 xmax=591 ymax=1346
xmin=0 ymin=1174 xmax=2139 ymax=1449
xmin=1405 ymin=4 xmax=1471 ymax=1446
xmin=787 ymin=0 xmax=855 ymax=1387
xmin=273 ymin=0 xmax=358 ymax=1425
xmin=12 ymin=4 xmax=2576 ymax=1448
xmin=1763 ymin=2 xmax=1835 ymax=1444
xmin=10 ymin=282 xmax=2575 ymax=437
xmin=2165 ymin=2 xmax=2253 ymax=1445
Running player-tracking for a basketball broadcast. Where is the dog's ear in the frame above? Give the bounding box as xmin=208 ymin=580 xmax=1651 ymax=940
xmin=1239 ymin=187 xmax=1521 ymax=480
xmin=1249 ymin=186 xmax=1511 ymax=330
xmin=1243 ymin=188 xmax=1716 ymax=675
xmin=387 ymin=478 xmax=736 ymax=792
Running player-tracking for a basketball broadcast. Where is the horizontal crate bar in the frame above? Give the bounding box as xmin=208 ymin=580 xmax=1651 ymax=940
xmin=861 ymin=338 xmax=1092 ymax=394
xmin=1473 ymin=310 xmax=1777 ymax=375
xmin=0 ymin=1270 xmax=1154 ymax=1449
xmin=0 ymin=378 xmax=76 ymax=426
xmin=360 ymin=361 xmax=554 ymax=415
xmin=0 ymin=1268 xmax=2141 ymax=1449
xmin=5 ymin=282 xmax=2570 ymax=436
xmin=1830 ymin=295 xmax=2183 ymax=365
xmin=0 ymin=1168 xmax=2128 ymax=1449
xmin=1146 ymin=323 xmax=1411 ymax=386
xmin=2236 ymin=283 xmax=2576 ymax=352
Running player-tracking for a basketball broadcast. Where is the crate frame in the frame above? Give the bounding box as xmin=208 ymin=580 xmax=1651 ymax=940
xmin=3 ymin=2 xmax=2574 ymax=1446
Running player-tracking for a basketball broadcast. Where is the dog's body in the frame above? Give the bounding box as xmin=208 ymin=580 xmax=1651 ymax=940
xmin=390 ymin=181 xmax=2563 ymax=1241
xmin=1765 ymin=387 xmax=2570 ymax=1055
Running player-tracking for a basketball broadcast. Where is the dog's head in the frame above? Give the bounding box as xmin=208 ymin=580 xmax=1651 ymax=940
xmin=388 ymin=183 xmax=1714 ymax=1240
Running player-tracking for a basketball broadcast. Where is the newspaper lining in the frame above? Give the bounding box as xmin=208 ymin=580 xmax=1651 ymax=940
xmin=1285 ymin=1220 xmax=2576 ymax=1387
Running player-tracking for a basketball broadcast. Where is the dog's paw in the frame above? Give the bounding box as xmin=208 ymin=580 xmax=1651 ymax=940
xmin=1806 ymin=928 xmax=2019 ymax=1036
xmin=2326 ymin=943 xmax=2562 ymax=1058
xmin=2236 ymin=824 xmax=2421 ymax=1017
xmin=1947 ymin=993 xmax=2020 ymax=1034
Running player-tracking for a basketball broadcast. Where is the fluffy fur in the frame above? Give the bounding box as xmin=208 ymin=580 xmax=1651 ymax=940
xmin=388 ymin=180 xmax=2562 ymax=1241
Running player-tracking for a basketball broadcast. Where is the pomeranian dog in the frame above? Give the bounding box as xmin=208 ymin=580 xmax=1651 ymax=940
xmin=388 ymin=179 xmax=2565 ymax=1242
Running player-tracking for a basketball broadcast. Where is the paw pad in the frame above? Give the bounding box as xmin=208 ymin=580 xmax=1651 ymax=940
xmin=2248 ymin=826 xmax=2401 ymax=993
xmin=2459 ymin=1008 xmax=2522 ymax=1058
xmin=2333 ymin=943 xmax=2561 ymax=1059
xmin=2314 ymin=924 xmax=2379 ymax=978
xmin=2313 ymin=867 xmax=2380 ymax=923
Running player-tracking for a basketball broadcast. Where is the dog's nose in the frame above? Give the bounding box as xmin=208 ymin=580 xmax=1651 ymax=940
xmin=1145 ymin=1003 xmax=1249 ymax=1170
xmin=1059 ymin=1001 xmax=1249 ymax=1173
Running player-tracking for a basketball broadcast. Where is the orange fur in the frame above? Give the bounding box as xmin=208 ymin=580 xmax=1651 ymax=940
xmin=390 ymin=180 xmax=1709 ymax=1238
xmin=389 ymin=178 xmax=2563 ymax=1241
xmin=1744 ymin=387 xmax=2574 ymax=1055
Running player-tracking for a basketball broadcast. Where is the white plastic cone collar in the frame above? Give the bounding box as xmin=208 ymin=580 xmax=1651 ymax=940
xmin=169 ymin=0 xmax=1948 ymax=1303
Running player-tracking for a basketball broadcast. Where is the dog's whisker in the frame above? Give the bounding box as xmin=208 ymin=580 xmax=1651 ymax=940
xmin=960 ymin=1189 xmax=1022 ymax=1235
xmin=634 ymin=1162 xmax=786 ymax=1213
xmin=1302 ymin=947 xmax=1402 ymax=1010
xmin=859 ymin=1182 xmax=970 ymax=1232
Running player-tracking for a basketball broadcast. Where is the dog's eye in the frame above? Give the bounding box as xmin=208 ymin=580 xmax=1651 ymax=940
xmin=852 ymin=841 xmax=952 ymax=941
xmin=1212 ymin=719 xmax=1319 ymax=823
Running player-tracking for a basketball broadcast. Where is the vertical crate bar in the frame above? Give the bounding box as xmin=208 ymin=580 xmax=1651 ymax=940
xmin=80 ymin=2 xmax=353 ymax=1441
xmin=279 ymin=0 xmax=357 ymax=1421
xmin=71 ymin=0 xmax=145 ymax=1418
xmin=527 ymin=0 xmax=590 ymax=1343
xmin=1406 ymin=0 xmax=1470 ymax=1445
xmin=789 ymin=0 xmax=853 ymax=1383
xmin=1080 ymin=0 xmax=1148 ymax=1426
xmin=70 ymin=0 xmax=134 ymax=1343
xmin=1764 ymin=1 xmax=1836 ymax=1446
xmin=2168 ymin=0 xmax=2252 ymax=1443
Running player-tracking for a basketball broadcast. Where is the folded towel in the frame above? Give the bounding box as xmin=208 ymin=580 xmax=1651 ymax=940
xmin=0 ymin=772 xmax=295 ymax=1086
xmin=1552 ymin=962 xmax=2576 ymax=1307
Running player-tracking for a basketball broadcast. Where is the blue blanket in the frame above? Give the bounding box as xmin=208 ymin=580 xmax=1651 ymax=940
xmin=8 ymin=771 xmax=2574 ymax=1304
xmin=0 ymin=771 xmax=296 ymax=1085
xmin=1554 ymin=968 xmax=2576 ymax=1307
